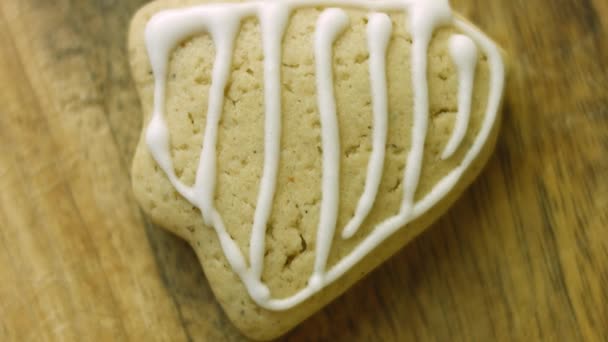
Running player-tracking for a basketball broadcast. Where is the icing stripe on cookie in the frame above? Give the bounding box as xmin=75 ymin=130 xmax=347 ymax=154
xmin=342 ymin=12 xmax=392 ymax=240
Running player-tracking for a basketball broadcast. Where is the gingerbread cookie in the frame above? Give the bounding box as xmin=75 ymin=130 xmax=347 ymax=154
xmin=129 ymin=0 xmax=505 ymax=339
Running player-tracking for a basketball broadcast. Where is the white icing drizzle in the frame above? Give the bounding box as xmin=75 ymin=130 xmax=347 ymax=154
xmin=401 ymin=0 xmax=452 ymax=216
xmin=143 ymin=0 xmax=505 ymax=311
xmin=310 ymin=8 xmax=350 ymax=290
xmin=249 ymin=3 xmax=290 ymax=282
xmin=442 ymin=34 xmax=478 ymax=160
xmin=194 ymin=14 xmax=241 ymax=224
xmin=342 ymin=12 xmax=392 ymax=239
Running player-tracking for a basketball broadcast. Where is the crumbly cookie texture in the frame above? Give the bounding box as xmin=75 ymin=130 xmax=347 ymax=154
xmin=129 ymin=1 xmax=503 ymax=340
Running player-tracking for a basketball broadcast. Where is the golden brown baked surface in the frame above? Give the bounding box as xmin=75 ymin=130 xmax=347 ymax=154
xmin=129 ymin=1 xmax=501 ymax=339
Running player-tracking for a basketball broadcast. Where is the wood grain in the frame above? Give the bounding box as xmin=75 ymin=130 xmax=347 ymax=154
xmin=0 ymin=0 xmax=606 ymax=341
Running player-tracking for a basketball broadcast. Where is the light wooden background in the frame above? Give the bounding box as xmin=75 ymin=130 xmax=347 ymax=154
xmin=1 ymin=0 xmax=607 ymax=341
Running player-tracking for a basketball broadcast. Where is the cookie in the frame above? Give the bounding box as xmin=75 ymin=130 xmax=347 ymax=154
xmin=129 ymin=0 xmax=505 ymax=339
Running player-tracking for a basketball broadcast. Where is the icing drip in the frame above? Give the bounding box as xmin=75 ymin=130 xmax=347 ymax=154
xmin=342 ymin=12 xmax=392 ymax=239
xmin=143 ymin=0 xmax=505 ymax=311
xmin=442 ymin=34 xmax=478 ymax=160
xmin=194 ymin=13 xmax=241 ymax=224
xmin=401 ymin=0 xmax=452 ymax=216
xmin=310 ymin=8 xmax=350 ymax=290
xmin=249 ymin=3 xmax=290 ymax=282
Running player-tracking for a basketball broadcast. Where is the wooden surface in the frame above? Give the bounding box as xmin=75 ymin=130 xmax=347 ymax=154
xmin=1 ymin=0 xmax=607 ymax=340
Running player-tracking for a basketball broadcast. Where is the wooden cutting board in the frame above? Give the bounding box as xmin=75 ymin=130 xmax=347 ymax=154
xmin=1 ymin=0 xmax=606 ymax=340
